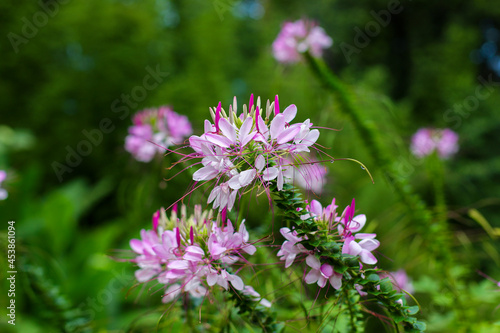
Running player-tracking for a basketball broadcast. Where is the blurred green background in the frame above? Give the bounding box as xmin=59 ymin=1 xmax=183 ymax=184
xmin=1 ymin=0 xmax=499 ymax=332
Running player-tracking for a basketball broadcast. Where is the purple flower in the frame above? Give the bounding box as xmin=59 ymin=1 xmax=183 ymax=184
xmin=273 ymin=19 xmax=332 ymax=64
xmin=125 ymin=106 xmax=192 ymax=162
xmin=411 ymin=128 xmax=459 ymax=159
xmin=0 ymin=170 xmax=8 ymax=200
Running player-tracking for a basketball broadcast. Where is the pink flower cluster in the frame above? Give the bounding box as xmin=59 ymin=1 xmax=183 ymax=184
xmin=188 ymin=95 xmax=320 ymax=211
xmin=411 ymin=128 xmax=459 ymax=159
xmin=0 ymin=170 xmax=7 ymax=200
xmin=125 ymin=106 xmax=192 ymax=162
xmin=272 ymin=19 xmax=333 ymax=63
xmin=278 ymin=198 xmax=380 ymax=290
xmin=129 ymin=205 xmax=269 ymax=306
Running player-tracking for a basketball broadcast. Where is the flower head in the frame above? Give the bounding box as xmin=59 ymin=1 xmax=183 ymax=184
xmin=188 ymin=95 xmax=321 ymax=211
xmin=125 ymin=106 xmax=192 ymax=162
xmin=127 ymin=205 xmax=260 ymax=304
xmin=411 ymin=128 xmax=459 ymax=159
xmin=272 ymin=19 xmax=332 ymax=63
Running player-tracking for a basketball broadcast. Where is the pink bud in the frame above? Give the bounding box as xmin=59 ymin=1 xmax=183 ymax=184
xmin=274 ymin=95 xmax=280 ymax=115
xmin=190 ymin=226 xmax=194 ymax=245
xmin=215 ymin=101 xmax=222 ymax=133
xmin=172 ymin=203 xmax=178 ymax=214
xmin=249 ymin=93 xmax=254 ymax=112
xmin=175 ymin=228 xmax=181 ymax=248
xmin=152 ymin=210 xmax=160 ymax=232
xmin=255 ymin=106 xmax=260 ymax=133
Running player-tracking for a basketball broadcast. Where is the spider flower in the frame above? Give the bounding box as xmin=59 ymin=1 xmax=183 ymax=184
xmin=125 ymin=106 xmax=192 ymax=162
xmin=410 ymin=128 xmax=459 ymax=159
xmin=127 ymin=205 xmax=261 ymax=304
xmin=188 ymin=95 xmax=321 ymax=211
xmin=278 ymin=198 xmax=380 ymax=288
xmin=272 ymin=19 xmax=333 ymax=63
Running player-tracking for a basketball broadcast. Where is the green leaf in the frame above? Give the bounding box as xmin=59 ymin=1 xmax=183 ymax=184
xmin=407 ymin=306 xmax=419 ymax=315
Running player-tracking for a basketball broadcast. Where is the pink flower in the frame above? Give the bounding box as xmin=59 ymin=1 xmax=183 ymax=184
xmin=342 ymin=235 xmax=379 ymax=265
xmin=304 ymin=255 xmax=342 ymax=289
xmin=273 ymin=20 xmax=332 ymax=64
xmin=411 ymin=128 xmax=459 ymax=159
xmin=0 ymin=170 xmax=8 ymax=200
xmin=125 ymin=106 xmax=192 ymax=162
xmin=126 ymin=205 xmax=260 ymax=304
xmin=188 ymin=95 xmax=321 ymax=211
xmin=277 ymin=227 xmax=308 ymax=268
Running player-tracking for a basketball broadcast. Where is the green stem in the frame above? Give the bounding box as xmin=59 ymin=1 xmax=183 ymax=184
xmin=303 ymin=52 xmax=452 ymax=264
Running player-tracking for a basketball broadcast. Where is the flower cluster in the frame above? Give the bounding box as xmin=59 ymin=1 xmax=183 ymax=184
xmin=0 ymin=170 xmax=7 ymax=200
xmin=188 ymin=95 xmax=320 ymax=211
xmin=128 ymin=205 xmax=269 ymax=306
xmin=125 ymin=106 xmax=192 ymax=162
xmin=411 ymin=128 xmax=459 ymax=159
xmin=272 ymin=19 xmax=333 ymax=64
xmin=278 ymin=198 xmax=380 ymax=290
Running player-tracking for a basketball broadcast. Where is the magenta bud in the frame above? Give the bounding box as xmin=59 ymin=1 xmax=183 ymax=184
xmin=249 ymin=93 xmax=254 ymax=112
xmin=190 ymin=226 xmax=194 ymax=245
xmin=215 ymin=101 xmax=222 ymax=133
xmin=274 ymin=95 xmax=280 ymax=115
xmin=152 ymin=210 xmax=160 ymax=231
xmin=175 ymin=228 xmax=181 ymax=248
xmin=221 ymin=207 xmax=227 ymax=228
xmin=255 ymin=106 xmax=260 ymax=133
xmin=172 ymin=203 xmax=178 ymax=214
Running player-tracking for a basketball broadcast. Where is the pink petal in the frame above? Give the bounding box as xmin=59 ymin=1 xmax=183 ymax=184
xmin=305 ymin=268 xmax=320 ymax=284
xmin=359 ymin=239 xmax=380 ymax=251
xmin=306 ymin=255 xmax=321 ymax=270
xmin=130 ymin=239 xmax=144 ymax=253
xmin=239 ymin=116 xmax=253 ymax=141
xmin=283 ymin=104 xmax=297 ymax=122
xmin=193 ymin=165 xmax=219 ymax=181
xmin=205 ymin=133 xmax=232 ymax=148
xmin=270 ymin=114 xmax=285 ymax=140
xmin=229 ymin=274 xmax=244 ymax=290
xmin=277 ymin=125 xmax=301 ymax=144
xmin=219 ymin=118 xmax=237 ymax=143
xmin=329 ymin=274 xmax=343 ymax=290
xmin=302 ymin=129 xmax=319 ymax=146
xmin=239 ymin=169 xmax=256 ymax=187
xmin=360 ymin=250 xmax=377 ymax=265
xmin=262 ymin=167 xmax=278 ymax=181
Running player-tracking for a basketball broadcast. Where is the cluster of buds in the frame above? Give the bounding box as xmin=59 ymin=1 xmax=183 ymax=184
xmin=188 ymin=94 xmax=320 ymax=211
xmin=128 ymin=204 xmax=269 ymax=306
xmin=125 ymin=106 xmax=192 ymax=162
xmin=278 ymin=198 xmax=380 ymax=290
